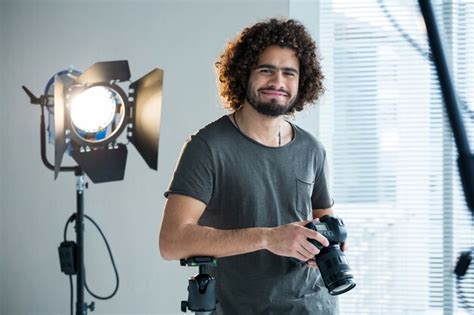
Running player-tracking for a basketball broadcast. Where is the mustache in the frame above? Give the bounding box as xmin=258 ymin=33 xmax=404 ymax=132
xmin=258 ymin=86 xmax=289 ymax=95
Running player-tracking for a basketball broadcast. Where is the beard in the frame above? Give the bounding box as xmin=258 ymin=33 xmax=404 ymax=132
xmin=245 ymin=87 xmax=297 ymax=117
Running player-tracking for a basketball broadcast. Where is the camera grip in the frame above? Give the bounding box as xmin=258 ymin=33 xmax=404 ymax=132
xmin=304 ymin=222 xmax=324 ymax=250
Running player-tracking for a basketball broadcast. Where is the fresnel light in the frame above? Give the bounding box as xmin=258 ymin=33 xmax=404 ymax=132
xmin=23 ymin=60 xmax=163 ymax=183
xmin=22 ymin=60 xmax=163 ymax=315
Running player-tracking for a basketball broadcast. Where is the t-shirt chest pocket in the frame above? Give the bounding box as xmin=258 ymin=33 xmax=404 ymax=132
xmin=295 ymin=176 xmax=314 ymax=218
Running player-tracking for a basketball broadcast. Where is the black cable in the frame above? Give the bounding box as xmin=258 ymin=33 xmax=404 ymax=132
xmin=377 ymin=0 xmax=474 ymax=121
xmin=83 ymin=214 xmax=120 ymax=300
xmin=69 ymin=275 xmax=73 ymax=315
xmin=63 ymin=213 xmax=120 ymax=313
xmin=64 ymin=214 xmax=75 ymax=241
xmin=378 ymin=0 xmax=432 ymax=60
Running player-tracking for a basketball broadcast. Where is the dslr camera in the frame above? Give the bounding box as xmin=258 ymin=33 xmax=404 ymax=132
xmin=302 ymin=215 xmax=356 ymax=295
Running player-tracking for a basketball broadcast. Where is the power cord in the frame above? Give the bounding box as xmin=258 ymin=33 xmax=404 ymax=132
xmin=62 ymin=213 xmax=120 ymax=315
xmin=82 ymin=214 xmax=120 ymax=300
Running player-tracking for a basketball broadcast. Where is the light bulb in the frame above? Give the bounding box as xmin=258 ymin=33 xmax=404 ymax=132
xmin=69 ymin=86 xmax=118 ymax=134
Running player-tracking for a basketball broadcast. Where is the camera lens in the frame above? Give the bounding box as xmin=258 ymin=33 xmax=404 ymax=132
xmin=316 ymin=245 xmax=356 ymax=295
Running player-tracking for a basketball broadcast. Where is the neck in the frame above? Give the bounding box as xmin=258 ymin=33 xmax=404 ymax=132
xmin=233 ymin=103 xmax=284 ymax=147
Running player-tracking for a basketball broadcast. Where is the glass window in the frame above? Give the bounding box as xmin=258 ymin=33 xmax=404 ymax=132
xmin=319 ymin=1 xmax=474 ymax=314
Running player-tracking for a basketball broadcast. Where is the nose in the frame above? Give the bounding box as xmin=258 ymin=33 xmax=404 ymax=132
xmin=268 ymin=70 xmax=285 ymax=89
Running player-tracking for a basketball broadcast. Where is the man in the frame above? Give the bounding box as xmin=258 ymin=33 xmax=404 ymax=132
xmin=160 ymin=18 xmax=341 ymax=314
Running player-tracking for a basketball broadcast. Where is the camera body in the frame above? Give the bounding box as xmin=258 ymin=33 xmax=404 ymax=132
xmin=304 ymin=215 xmax=356 ymax=295
xmin=306 ymin=215 xmax=347 ymax=249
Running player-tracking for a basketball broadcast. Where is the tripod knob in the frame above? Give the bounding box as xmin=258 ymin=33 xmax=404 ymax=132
xmin=88 ymin=301 xmax=95 ymax=312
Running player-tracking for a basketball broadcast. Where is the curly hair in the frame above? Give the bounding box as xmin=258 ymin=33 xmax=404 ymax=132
xmin=215 ymin=18 xmax=325 ymax=114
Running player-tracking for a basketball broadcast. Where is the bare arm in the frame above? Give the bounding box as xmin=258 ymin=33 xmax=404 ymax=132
xmin=313 ymin=207 xmax=335 ymax=220
xmin=159 ymin=194 xmax=329 ymax=261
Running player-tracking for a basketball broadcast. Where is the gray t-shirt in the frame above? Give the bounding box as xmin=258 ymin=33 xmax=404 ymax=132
xmin=165 ymin=115 xmax=337 ymax=314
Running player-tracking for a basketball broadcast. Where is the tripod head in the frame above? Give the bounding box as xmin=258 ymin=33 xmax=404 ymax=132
xmin=180 ymin=257 xmax=217 ymax=314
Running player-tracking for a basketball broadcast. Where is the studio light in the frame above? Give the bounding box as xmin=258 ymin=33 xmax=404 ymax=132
xmin=23 ymin=60 xmax=163 ymax=183
xmin=22 ymin=60 xmax=164 ymax=315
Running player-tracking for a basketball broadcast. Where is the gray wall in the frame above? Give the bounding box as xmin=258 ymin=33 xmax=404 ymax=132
xmin=0 ymin=0 xmax=5 ymax=311
xmin=0 ymin=0 xmax=290 ymax=314
xmin=0 ymin=1 xmax=324 ymax=314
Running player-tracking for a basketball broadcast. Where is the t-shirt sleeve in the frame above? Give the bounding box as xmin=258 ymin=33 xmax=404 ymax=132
xmin=311 ymin=148 xmax=334 ymax=209
xmin=164 ymin=135 xmax=214 ymax=205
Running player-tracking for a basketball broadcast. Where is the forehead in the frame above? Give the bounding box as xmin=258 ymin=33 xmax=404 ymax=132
xmin=256 ymin=45 xmax=300 ymax=69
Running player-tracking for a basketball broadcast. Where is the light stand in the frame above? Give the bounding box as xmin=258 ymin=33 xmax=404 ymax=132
xmin=74 ymin=168 xmax=92 ymax=314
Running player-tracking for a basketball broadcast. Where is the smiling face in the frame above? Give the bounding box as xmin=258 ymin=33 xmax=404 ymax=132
xmin=245 ymin=45 xmax=300 ymax=116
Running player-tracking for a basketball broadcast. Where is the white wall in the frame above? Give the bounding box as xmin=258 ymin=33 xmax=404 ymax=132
xmin=0 ymin=1 xmax=289 ymax=314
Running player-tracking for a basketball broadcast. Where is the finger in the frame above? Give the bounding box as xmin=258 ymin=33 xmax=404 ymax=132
xmin=300 ymin=240 xmax=320 ymax=256
xmin=299 ymin=242 xmax=319 ymax=260
xmin=306 ymin=259 xmax=318 ymax=269
xmin=305 ymin=229 xmax=330 ymax=247
xmin=295 ymin=249 xmax=312 ymax=262
xmin=341 ymin=242 xmax=348 ymax=252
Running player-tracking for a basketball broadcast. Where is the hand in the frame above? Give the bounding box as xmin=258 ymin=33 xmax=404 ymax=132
xmin=306 ymin=241 xmax=349 ymax=269
xmin=341 ymin=242 xmax=349 ymax=252
xmin=265 ymin=220 xmax=329 ymax=262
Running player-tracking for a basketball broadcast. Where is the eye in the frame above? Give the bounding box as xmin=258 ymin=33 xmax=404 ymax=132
xmin=259 ymin=68 xmax=273 ymax=74
xmin=283 ymin=71 xmax=296 ymax=77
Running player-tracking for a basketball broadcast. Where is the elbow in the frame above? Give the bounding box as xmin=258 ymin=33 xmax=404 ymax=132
xmin=159 ymin=242 xmax=172 ymax=261
xmin=159 ymin=230 xmax=183 ymax=261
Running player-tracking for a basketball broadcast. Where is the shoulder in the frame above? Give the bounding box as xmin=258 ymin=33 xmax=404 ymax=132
xmin=178 ymin=115 xmax=234 ymax=158
xmin=292 ymin=123 xmax=326 ymax=154
xmin=188 ymin=115 xmax=234 ymax=147
xmin=195 ymin=115 xmax=232 ymax=137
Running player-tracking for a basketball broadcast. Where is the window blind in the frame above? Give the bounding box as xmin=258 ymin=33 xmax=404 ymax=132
xmin=318 ymin=1 xmax=474 ymax=314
